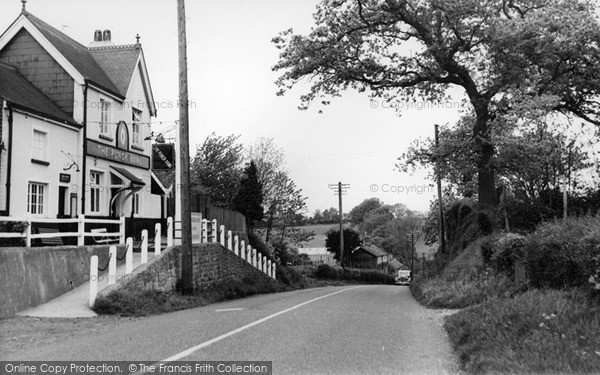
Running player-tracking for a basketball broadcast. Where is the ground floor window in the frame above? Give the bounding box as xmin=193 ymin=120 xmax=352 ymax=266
xmin=27 ymin=182 xmax=46 ymax=215
xmin=90 ymin=171 xmax=103 ymax=213
xmin=132 ymin=192 xmax=140 ymax=215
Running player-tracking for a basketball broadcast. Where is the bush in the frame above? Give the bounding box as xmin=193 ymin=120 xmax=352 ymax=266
xmin=501 ymin=197 xmax=556 ymax=233
xmin=0 ymin=221 xmax=27 ymax=247
xmin=314 ymin=264 xmax=395 ymax=284
xmin=525 ymin=216 xmax=600 ymax=290
xmin=445 ymin=199 xmax=496 ymax=257
xmin=488 ymin=233 xmax=526 ymax=277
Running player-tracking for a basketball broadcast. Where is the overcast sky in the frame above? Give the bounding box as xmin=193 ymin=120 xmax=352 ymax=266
xmin=1 ymin=0 xmax=469 ymax=215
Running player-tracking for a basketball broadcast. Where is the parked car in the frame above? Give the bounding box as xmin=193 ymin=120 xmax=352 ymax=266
xmin=395 ymin=270 xmax=411 ymax=285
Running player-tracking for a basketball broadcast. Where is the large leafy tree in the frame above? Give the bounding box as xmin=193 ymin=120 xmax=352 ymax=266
xmin=325 ymin=228 xmax=363 ymax=264
xmin=399 ymin=117 xmax=590 ymax=200
xmin=247 ymin=137 xmax=307 ymax=242
xmin=232 ymin=161 xmax=264 ymax=232
xmin=273 ymin=0 xmax=600 ymax=206
xmin=190 ymin=133 xmax=244 ymax=207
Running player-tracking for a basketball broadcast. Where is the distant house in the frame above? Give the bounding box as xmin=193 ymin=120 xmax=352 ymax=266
xmin=297 ymin=247 xmax=336 ymax=266
xmin=350 ymin=244 xmax=393 ymax=272
xmin=388 ymin=258 xmax=404 ymax=272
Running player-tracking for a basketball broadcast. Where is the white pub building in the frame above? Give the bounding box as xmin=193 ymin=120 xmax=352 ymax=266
xmin=0 ymin=3 xmax=167 ymax=222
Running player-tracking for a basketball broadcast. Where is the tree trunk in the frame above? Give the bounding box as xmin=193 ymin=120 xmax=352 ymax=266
xmin=473 ymin=103 xmax=497 ymax=207
xmin=265 ymin=207 xmax=275 ymax=243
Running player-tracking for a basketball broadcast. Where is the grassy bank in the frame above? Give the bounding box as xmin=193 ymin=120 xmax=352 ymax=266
xmin=93 ymin=274 xmax=286 ymax=316
xmin=445 ymin=289 xmax=600 ymax=373
xmin=411 ymin=214 xmax=600 ymax=373
xmin=410 ymin=238 xmax=517 ymax=309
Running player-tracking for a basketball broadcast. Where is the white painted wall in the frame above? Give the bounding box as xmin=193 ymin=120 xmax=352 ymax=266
xmin=9 ymin=111 xmax=79 ymax=218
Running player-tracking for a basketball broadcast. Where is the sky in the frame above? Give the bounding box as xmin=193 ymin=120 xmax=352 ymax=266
xmin=0 ymin=0 xmax=469 ymax=216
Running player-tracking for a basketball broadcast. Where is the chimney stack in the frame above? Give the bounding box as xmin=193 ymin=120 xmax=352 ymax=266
xmin=89 ymin=29 xmax=114 ymax=48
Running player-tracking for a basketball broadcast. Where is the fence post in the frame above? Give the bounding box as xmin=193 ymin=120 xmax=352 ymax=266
xmin=240 ymin=240 xmax=246 ymax=261
xmin=167 ymin=217 xmax=173 ymax=248
xmin=234 ymin=235 xmax=239 ymax=256
xmin=257 ymin=253 xmax=262 ymax=271
xmin=268 ymin=259 xmax=272 ymax=276
xmin=119 ymin=216 xmax=126 ymax=244
xmin=219 ymin=224 xmax=225 ymax=246
xmin=77 ymin=214 xmax=85 ymax=246
xmin=89 ymin=255 xmax=98 ymax=307
xmin=25 ymin=214 xmax=32 ymax=247
xmin=141 ymin=229 xmax=148 ymax=264
xmin=211 ymin=219 xmax=218 ymax=242
xmin=108 ymin=245 xmax=117 ymax=285
xmin=272 ymin=263 xmax=276 ymax=279
xmin=201 ymin=219 xmax=208 ymax=243
xmin=126 ymin=237 xmax=133 ymax=274
xmin=252 ymin=248 xmax=257 ymax=268
xmin=262 ymin=257 xmax=267 ymax=273
xmin=155 ymin=223 xmax=161 ymax=255
xmin=227 ymin=230 xmax=232 ymax=251
xmin=247 ymin=245 xmax=253 ymax=265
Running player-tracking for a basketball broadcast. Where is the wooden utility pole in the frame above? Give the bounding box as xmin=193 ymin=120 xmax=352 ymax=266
xmin=434 ymin=124 xmax=446 ymax=254
xmin=329 ymin=182 xmax=350 ymax=267
xmin=177 ymin=0 xmax=193 ymax=294
xmin=410 ymin=232 xmax=414 ymax=277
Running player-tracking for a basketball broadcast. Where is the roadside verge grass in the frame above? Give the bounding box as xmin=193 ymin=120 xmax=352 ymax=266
xmin=444 ymin=288 xmax=600 ymax=374
xmin=411 ymin=238 xmax=517 ymax=308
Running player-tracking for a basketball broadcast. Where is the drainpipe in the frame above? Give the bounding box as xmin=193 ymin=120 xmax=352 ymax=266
xmin=6 ymin=103 xmax=13 ymax=216
xmin=81 ymin=81 xmax=88 ymax=216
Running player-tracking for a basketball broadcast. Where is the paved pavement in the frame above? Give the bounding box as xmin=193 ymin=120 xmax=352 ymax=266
xmin=5 ymin=285 xmax=461 ymax=375
xmin=16 ymin=252 xmax=153 ymax=318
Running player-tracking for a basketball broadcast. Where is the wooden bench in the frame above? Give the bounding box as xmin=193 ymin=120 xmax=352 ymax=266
xmin=37 ymin=227 xmax=64 ymax=246
xmin=90 ymin=228 xmax=119 ymax=244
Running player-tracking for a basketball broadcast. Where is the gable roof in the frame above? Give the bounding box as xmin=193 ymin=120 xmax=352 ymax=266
xmin=389 ymin=258 xmax=403 ymax=270
xmin=0 ymin=62 xmax=77 ymax=126
xmin=353 ymin=244 xmax=388 ymax=258
xmin=22 ymin=12 xmax=122 ymax=98
xmin=89 ymin=45 xmax=140 ymax=97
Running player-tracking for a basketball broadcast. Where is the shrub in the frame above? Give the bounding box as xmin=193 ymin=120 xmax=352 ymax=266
xmin=314 ymin=264 xmax=395 ymax=284
xmin=525 ymin=216 xmax=600 ymax=290
xmin=0 ymin=221 xmax=27 ymax=247
xmin=445 ymin=199 xmax=496 ymax=257
xmin=490 ymin=233 xmax=526 ymax=277
xmin=501 ymin=197 xmax=556 ymax=233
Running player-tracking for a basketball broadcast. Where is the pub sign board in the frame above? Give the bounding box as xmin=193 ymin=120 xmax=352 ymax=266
xmin=152 ymin=143 xmax=175 ymax=170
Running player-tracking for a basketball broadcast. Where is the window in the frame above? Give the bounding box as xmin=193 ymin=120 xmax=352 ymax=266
xmin=132 ymin=108 xmax=142 ymax=145
xmin=32 ymin=130 xmax=47 ymax=161
xmin=90 ymin=171 xmax=102 ymax=213
xmin=100 ymin=99 xmax=111 ymax=135
xmin=27 ymin=182 xmax=46 ymax=215
xmin=132 ymin=192 xmax=140 ymax=215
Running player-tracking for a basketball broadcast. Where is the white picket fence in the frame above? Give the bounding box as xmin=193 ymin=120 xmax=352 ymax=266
xmin=0 ymin=215 xmax=124 ymax=247
xmin=88 ymin=215 xmax=276 ymax=307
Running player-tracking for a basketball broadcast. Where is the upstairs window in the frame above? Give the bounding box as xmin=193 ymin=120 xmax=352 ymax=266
xmin=132 ymin=108 xmax=142 ymax=145
xmin=100 ymin=99 xmax=111 ymax=136
xmin=32 ymin=129 xmax=47 ymax=161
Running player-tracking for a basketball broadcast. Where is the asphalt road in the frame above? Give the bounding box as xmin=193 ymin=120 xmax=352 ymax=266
xmin=2 ymin=285 xmax=460 ymax=374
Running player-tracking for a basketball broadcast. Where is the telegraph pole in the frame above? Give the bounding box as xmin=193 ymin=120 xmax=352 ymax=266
xmin=434 ymin=124 xmax=446 ymax=254
xmin=178 ymin=0 xmax=193 ymax=294
xmin=329 ymin=182 xmax=350 ymax=267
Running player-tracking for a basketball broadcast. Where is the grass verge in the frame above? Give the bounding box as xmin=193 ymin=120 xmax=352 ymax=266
xmin=93 ymin=275 xmax=284 ymax=316
xmin=411 ymin=238 xmax=518 ymax=308
xmin=444 ymin=288 xmax=600 ymax=374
